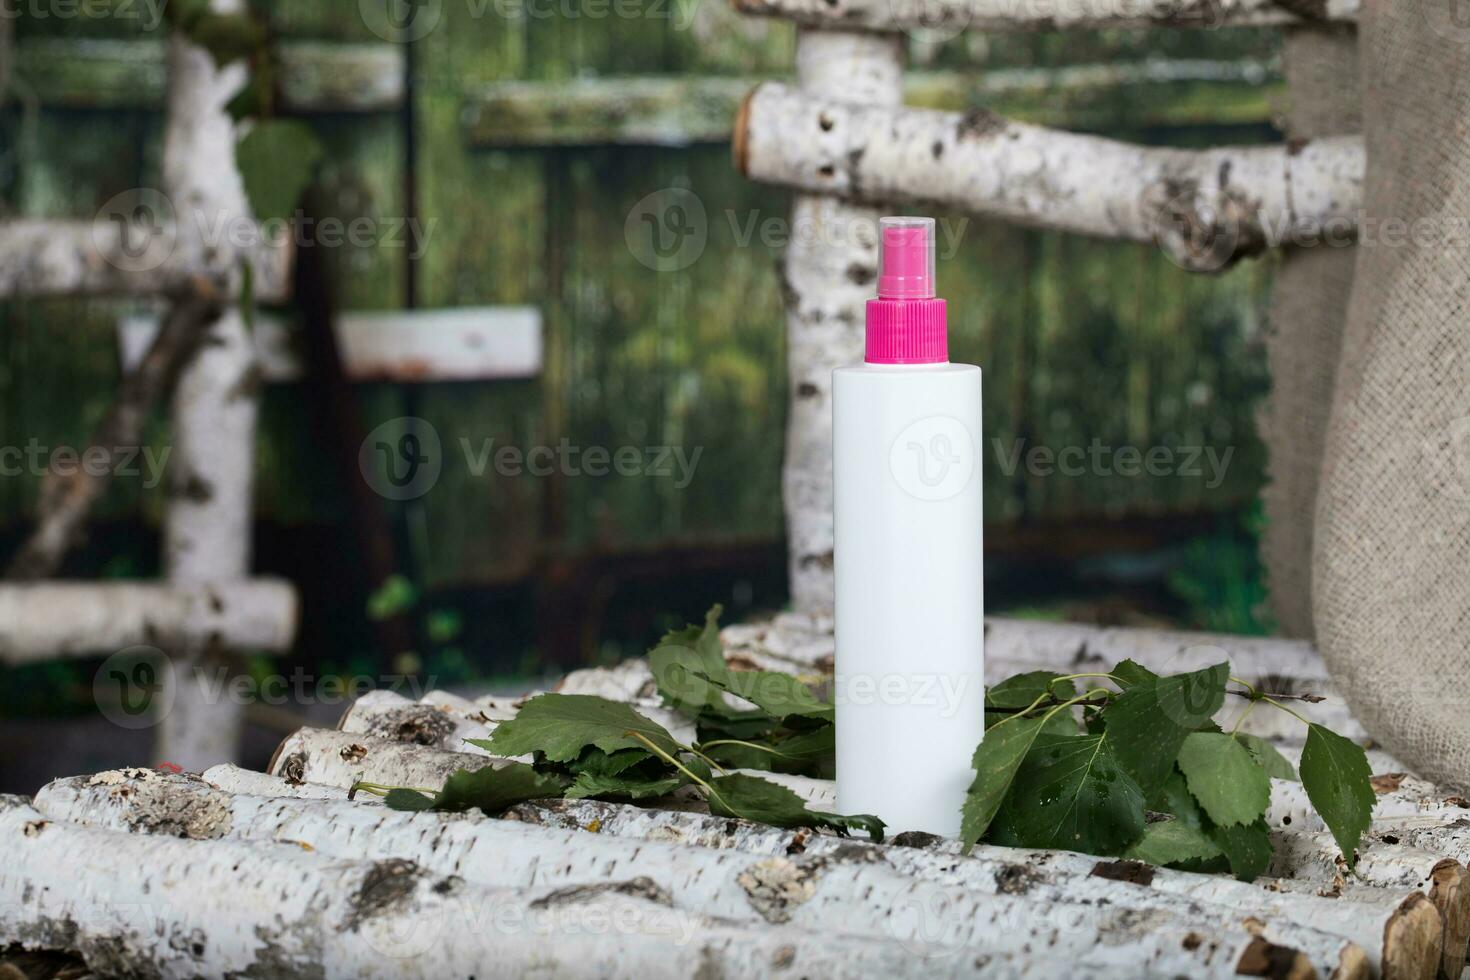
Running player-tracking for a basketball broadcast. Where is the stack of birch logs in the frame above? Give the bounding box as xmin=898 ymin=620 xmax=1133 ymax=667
xmin=5 ymin=615 xmax=1469 ymax=979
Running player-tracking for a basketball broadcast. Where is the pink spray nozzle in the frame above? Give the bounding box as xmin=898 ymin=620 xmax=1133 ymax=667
xmin=877 ymin=216 xmax=936 ymax=300
xmin=866 ymin=216 xmax=948 ymax=364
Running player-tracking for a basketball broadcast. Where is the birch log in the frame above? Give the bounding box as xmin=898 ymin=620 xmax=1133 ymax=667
xmin=155 ymin=0 xmax=263 ymax=771
xmin=0 ymin=220 xmax=290 ymax=301
xmin=735 ymin=84 xmax=1364 ymax=273
xmin=0 ymin=579 xmax=297 ymax=664
xmin=0 ymin=794 xmax=963 ymax=980
xmin=778 ymin=31 xmax=904 ymax=614
xmin=34 ymin=771 xmax=1378 ymax=980
xmin=204 ymin=763 xmax=371 ymax=801
xmin=733 ymin=0 xmax=1360 ymax=33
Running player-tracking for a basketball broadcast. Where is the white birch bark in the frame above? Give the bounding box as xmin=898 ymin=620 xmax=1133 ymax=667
xmin=775 ymin=31 xmax=904 ymax=615
xmin=738 ymin=83 xmax=1364 ymax=273
xmin=269 ymin=727 xmax=521 ymax=790
xmin=0 ymin=580 xmax=296 ymax=664
xmin=204 ymin=763 xmax=369 ymax=802
xmin=2 ymin=793 xmax=968 ymax=980
xmin=732 ymin=0 xmax=1359 ymax=33
xmin=33 ymin=771 xmax=1377 ymax=980
xmin=155 ymin=0 xmax=263 ymax=771
xmin=1270 ymin=775 xmax=1470 ymax=834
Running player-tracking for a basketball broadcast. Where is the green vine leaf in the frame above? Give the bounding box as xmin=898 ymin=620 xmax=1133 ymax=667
xmin=475 ymin=693 xmax=683 ymax=762
xmin=1176 ymin=732 xmax=1271 ymax=828
xmin=1238 ymin=733 xmax=1298 ymax=781
xmin=989 ymin=733 xmax=1146 ymax=855
xmin=1208 ymin=819 xmax=1273 ymax=881
xmin=1299 ymin=723 xmax=1375 ymax=867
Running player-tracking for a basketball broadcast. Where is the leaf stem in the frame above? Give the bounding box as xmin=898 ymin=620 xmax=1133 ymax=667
xmin=698 ymin=738 xmax=796 ymax=761
xmin=1228 ymin=700 xmax=1258 ymax=738
xmin=349 ymin=779 xmax=438 ymax=799
xmin=624 ymin=730 xmax=721 ymax=801
xmin=1261 ymin=696 xmax=1314 ymax=727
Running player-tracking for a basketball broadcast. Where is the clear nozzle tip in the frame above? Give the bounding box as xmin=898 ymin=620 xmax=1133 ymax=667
xmin=877 ymin=216 xmax=936 ymax=300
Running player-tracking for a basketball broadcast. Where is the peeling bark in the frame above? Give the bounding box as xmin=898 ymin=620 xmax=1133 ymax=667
xmin=0 ymin=580 xmax=297 ymax=664
xmin=739 ymin=83 xmax=1363 ymax=273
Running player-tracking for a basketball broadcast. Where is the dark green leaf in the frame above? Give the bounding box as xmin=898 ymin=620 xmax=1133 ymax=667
xmin=566 ymin=770 xmax=686 ymax=801
xmin=1125 ymin=820 xmax=1222 ymax=866
xmin=989 ymin=733 xmax=1147 ymax=855
xmin=960 ymin=713 xmax=1052 ymax=849
xmin=986 ymin=672 xmax=1079 ymax=709
xmin=1110 ymin=659 xmax=1157 ymax=689
xmin=707 ymin=773 xmax=884 ymax=841
xmin=478 ymin=693 xmax=683 ymax=762
xmin=566 ymin=747 xmax=652 ymax=779
xmin=1299 ymin=724 xmax=1375 ymax=867
xmin=1239 ymin=733 xmax=1298 ymax=781
xmin=385 ymin=763 xmax=566 ymax=815
xmin=1105 ymin=662 xmax=1229 ymax=798
xmin=1176 ymin=732 xmax=1271 ymax=827
xmin=720 ymin=670 xmax=833 ymax=722
xmin=703 ymin=727 xmax=835 ymax=776
xmin=235 ymin=120 xmax=324 ymax=223
xmin=1150 ymin=769 xmax=1206 ymax=830
xmin=1209 ymin=819 xmax=1273 ymax=881
xmin=383 ymin=789 xmax=435 ymax=811
xmin=649 ymin=606 xmax=737 ymax=716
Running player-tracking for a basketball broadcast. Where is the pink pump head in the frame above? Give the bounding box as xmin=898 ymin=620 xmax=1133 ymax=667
xmin=867 ymin=217 xmax=948 ymax=363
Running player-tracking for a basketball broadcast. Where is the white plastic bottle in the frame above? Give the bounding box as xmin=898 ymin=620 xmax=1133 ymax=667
xmin=833 ymin=216 xmax=984 ymax=837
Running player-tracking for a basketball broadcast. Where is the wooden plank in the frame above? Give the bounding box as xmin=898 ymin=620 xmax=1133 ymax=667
xmin=11 ymin=39 xmax=404 ymax=112
xmin=463 ymin=61 xmax=1283 ymax=147
xmin=119 ymin=307 xmax=543 ymax=383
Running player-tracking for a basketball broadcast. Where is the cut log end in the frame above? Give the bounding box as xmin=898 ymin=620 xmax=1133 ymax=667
xmin=1380 ymin=891 xmax=1445 ymax=980
xmin=1428 ymin=860 xmax=1470 ymax=980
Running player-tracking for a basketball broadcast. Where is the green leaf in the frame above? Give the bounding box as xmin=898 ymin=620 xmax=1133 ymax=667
xmin=567 ymin=770 xmax=686 ymax=801
xmin=1150 ymin=769 xmax=1207 ymax=830
xmin=985 ymin=672 xmax=1079 ymax=732
xmin=707 ymin=773 xmax=884 ymax=841
xmin=366 ymin=573 xmax=417 ymax=621
xmin=1105 ymin=662 xmax=1228 ymax=798
xmin=720 ymin=670 xmax=833 ymax=722
xmin=566 ymin=747 xmax=652 ymax=778
xmin=479 ymin=693 xmax=684 ymax=762
xmin=649 ymin=606 xmax=737 ymax=716
xmin=1110 ymin=659 xmax=1158 ymax=689
xmin=383 ymin=788 xmax=435 ymax=811
xmin=1299 ymin=724 xmax=1375 ymax=867
xmin=1176 ymin=732 xmax=1271 ymax=827
xmin=1209 ymin=819 xmax=1273 ymax=881
xmin=1239 ymin=733 xmax=1298 ymax=781
xmin=1126 ymin=820 xmax=1223 ymax=866
xmin=703 ymin=727 xmax=835 ymax=777
xmin=960 ymin=713 xmax=1052 ymax=849
xmin=384 ymin=763 xmax=566 ymax=815
xmin=989 ymin=733 xmax=1147 ymax=855
xmin=235 ymin=120 xmax=324 ymax=224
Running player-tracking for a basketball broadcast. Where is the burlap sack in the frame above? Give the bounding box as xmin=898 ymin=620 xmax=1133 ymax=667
xmin=1313 ymin=0 xmax=1470 ymax=791
xmin=1259 ymin=27 xmax=1362 ymax=639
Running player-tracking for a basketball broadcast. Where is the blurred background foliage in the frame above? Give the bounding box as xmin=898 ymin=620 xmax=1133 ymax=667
xmin=0 ymin=1 xmax=1284 ymax=722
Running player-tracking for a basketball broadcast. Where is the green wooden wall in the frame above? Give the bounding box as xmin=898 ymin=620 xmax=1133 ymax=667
xmin=1 ymin=6 xmax=1283 ymax=600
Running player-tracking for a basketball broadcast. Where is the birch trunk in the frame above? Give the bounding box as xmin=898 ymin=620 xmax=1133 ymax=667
xmin=1269 ymin=775 xmax=1470 ymax=834
xmin=205 ymin=763 xmax=369 ymax=801
xmin=737 ymin=84 xmax=1364 ymax=272
xmin=34 ymin=771 xmax=1376 ymax=980
xmin=732 ymin=0 xmax=1360 ymax=33
xmin=0 ymin=579 xmax=297 ymax=664
xmin=155 ymin=0 xmax=262 ymax=770
xmin=777 ymin=31 xmax=903 ymax=615
xmin=1 ymin=793 xmax=963 ymax=980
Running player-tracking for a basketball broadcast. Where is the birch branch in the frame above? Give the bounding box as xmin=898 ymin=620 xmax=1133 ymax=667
xmin=35 ymin=770 xmax=1379 ymax=980
xmin=732 ymin=0 xmax=1360 ymax=33
xmin=0 ymin=219 xmax=290 ymax=302
xmin=1 ymin=792 xmax=944 ymax=980
xmin=735 ymin=83 xmax=1364 ymax=272
xmin=0 ymin=579 xmax=297 ymax=664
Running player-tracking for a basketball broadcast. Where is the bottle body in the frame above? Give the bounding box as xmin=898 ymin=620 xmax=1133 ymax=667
xmin=833 ymin=361 xmax=984 ymax=836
